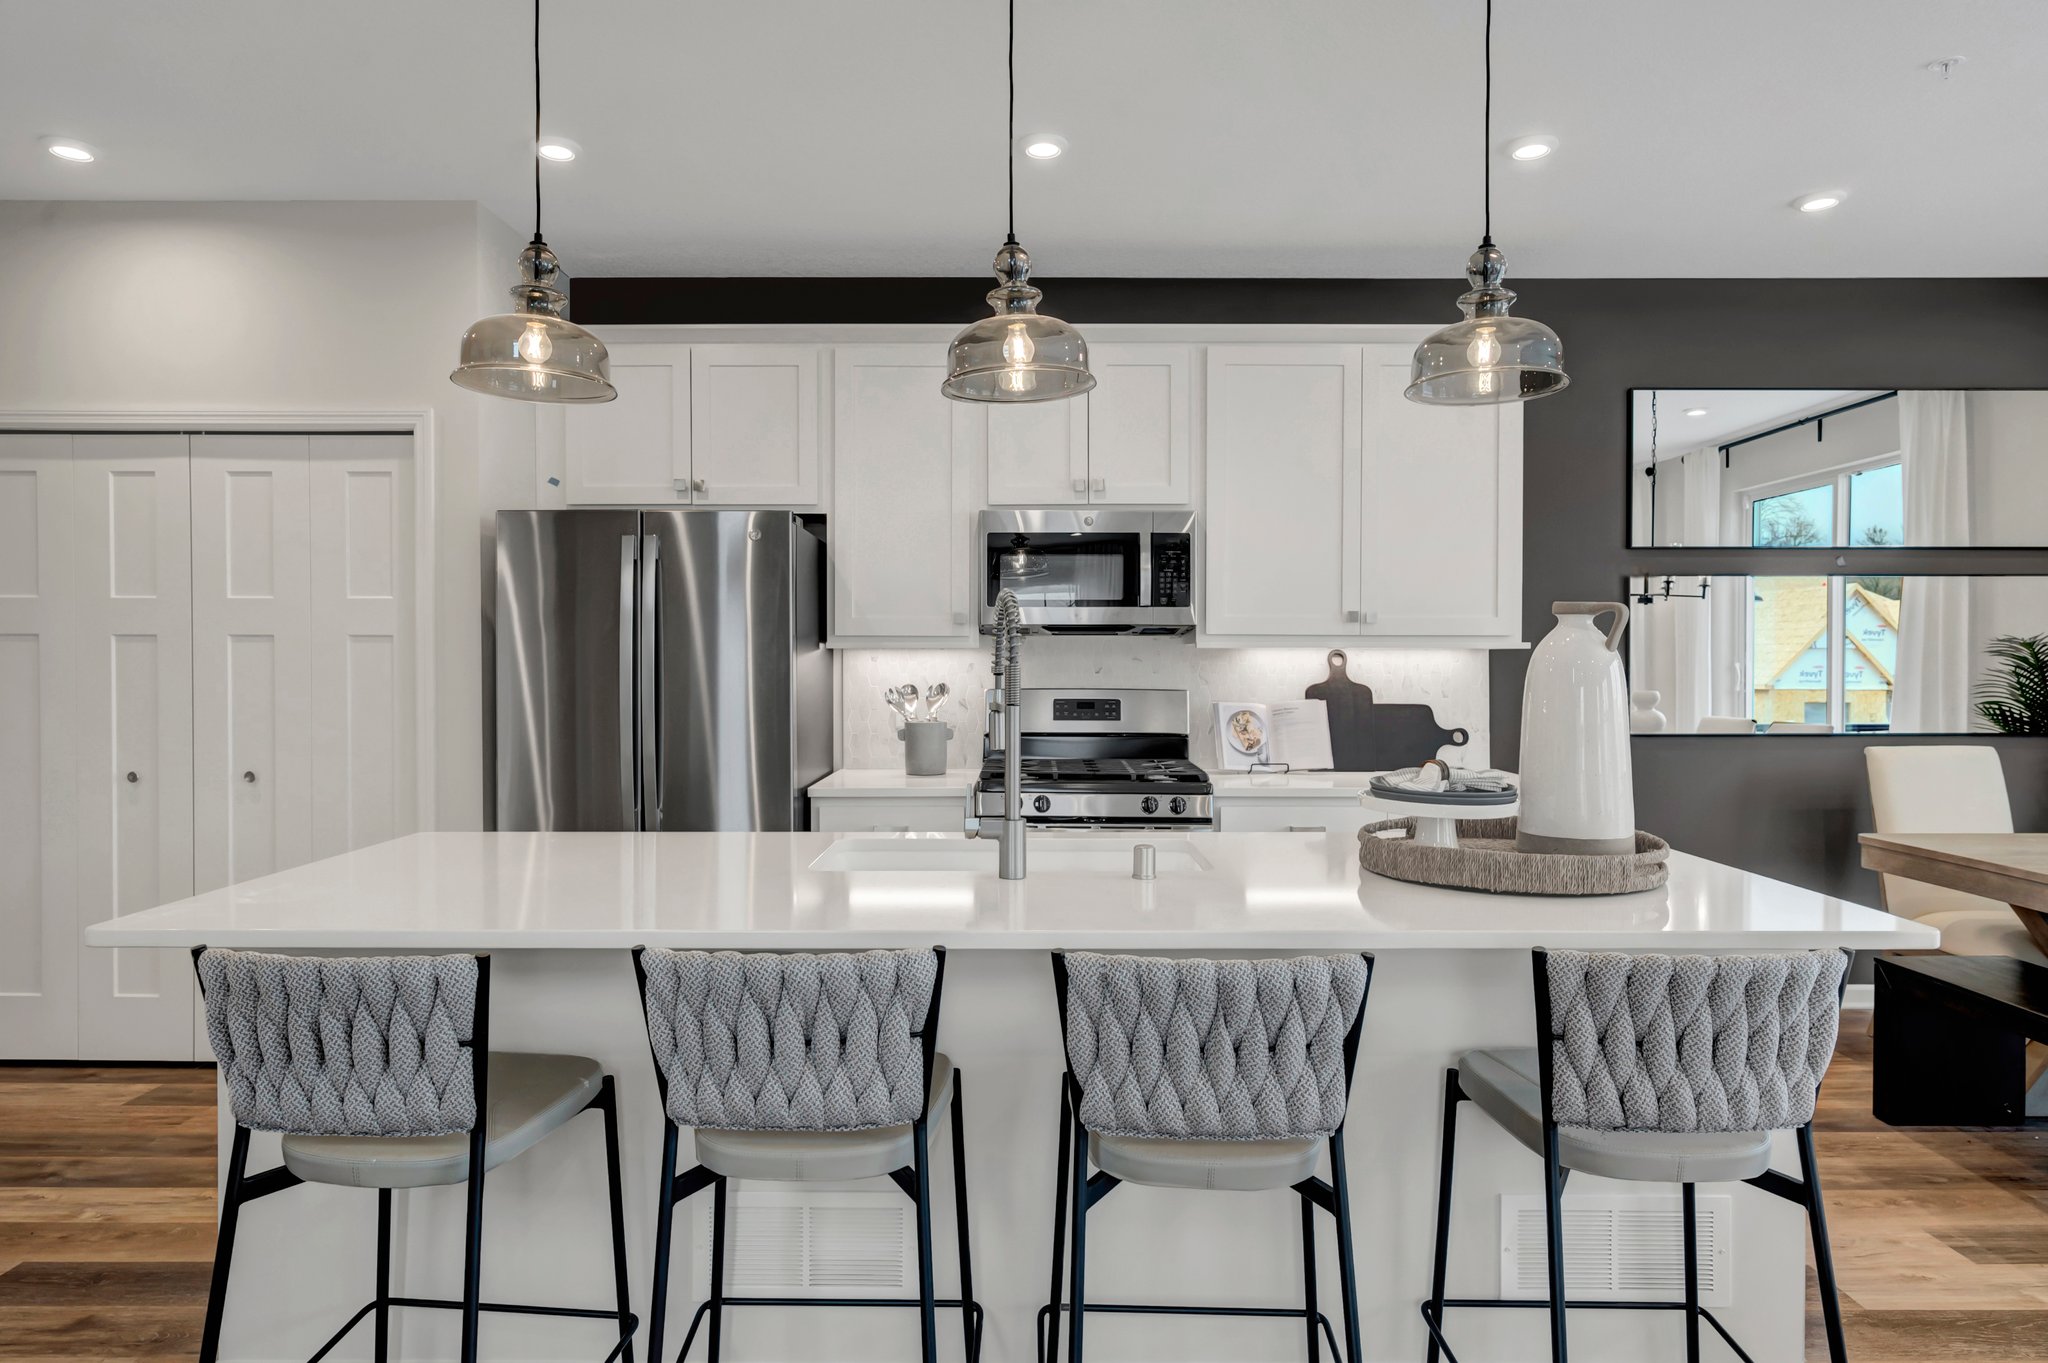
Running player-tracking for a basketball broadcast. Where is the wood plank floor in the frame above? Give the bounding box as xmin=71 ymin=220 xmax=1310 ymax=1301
xmin=1 ymin=1025 xmax=2043 ymax=1361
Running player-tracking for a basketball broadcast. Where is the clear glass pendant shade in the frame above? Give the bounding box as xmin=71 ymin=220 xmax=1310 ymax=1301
xmin=450 ymin=239 xmax=616 ymax=404
xmin=943 ymin=241 xmax=1095 ymax=403
xmin=1407 ymin=249 xmax=1569 ymax=406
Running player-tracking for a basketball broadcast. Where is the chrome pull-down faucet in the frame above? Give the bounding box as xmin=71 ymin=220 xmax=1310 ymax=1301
xmin=966 ymin=588 xmax=1027 ymax=879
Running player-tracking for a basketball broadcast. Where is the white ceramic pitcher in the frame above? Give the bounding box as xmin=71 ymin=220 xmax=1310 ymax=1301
xmin=1516 ymin=601 xmax=1636 ymax=855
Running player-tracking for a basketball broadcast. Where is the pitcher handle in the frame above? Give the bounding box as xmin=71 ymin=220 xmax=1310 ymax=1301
xmin=1553 ymin=600 xmax=1629 ymax=651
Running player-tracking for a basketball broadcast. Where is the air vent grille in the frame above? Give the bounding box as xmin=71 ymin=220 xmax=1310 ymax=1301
xmin=696 ymin=1188 xmax=912 ymax=1297
xmin=1500 ymin=1194 xmax=1731 ymax=1305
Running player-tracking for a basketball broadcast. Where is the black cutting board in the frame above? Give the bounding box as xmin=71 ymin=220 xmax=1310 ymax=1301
xmin=1304 ymin=649 xmax=1470 ymax=772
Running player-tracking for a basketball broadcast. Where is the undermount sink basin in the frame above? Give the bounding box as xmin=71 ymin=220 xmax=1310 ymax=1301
xmin=809 ymin=836 xmax=1211 ymax=875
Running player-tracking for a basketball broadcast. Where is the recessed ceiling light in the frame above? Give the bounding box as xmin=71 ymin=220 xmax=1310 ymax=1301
xmin=1021 ymin=133 xmax=1067 ymax=160
xmin=1685 ymin=407 xmax=1708 ymax=417
xmin=41 ymin=136 xmax=97 ymax=163
xmin=1794 ymin=192 xmax=1844 ymax=213
xmin=537 ymin=137 xmax=581 ymax=162
xmin=1507 ymin=135 xmax=1556 ymax=162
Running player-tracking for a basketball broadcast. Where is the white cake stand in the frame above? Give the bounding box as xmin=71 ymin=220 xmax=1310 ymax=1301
xmin=1358 ymin=785 xmax=1519 ymax=849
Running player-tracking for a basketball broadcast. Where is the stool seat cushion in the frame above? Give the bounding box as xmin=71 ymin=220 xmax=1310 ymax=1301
xmin=1090 ymin=1132 xmax=1321 ymax=1192
xmin=1459 ymin=1049 xmax=1774 ymax=1184
xmin=693 ymin=1056 xmax=953 ymax=1183
xmin=281 ymin=1053 xmax=603 ymax=1190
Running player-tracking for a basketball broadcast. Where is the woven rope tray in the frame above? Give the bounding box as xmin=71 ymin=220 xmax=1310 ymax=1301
xmin=1357 ymin=816 xmax=1670 ymax=897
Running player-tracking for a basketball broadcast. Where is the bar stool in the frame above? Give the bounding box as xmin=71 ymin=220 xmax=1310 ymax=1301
xmin=1043 ymin=950 xmax=1375 ymax=1363
xmin=632 ymin=946 xmax=979 ymax=1363
xmin=190 ymin=947 xmax=636 ymax=1363
xmin=1421 ymin=948 xmax=1852 ymax=1363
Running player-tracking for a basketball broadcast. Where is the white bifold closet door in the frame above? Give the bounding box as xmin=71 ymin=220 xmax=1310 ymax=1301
xmin=72 ymin=435 xmax=197 ymax=1062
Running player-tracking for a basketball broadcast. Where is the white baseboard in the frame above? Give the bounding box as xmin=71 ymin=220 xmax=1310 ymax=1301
xmin=1843 ymin=982 xmax=1874 ymax=1010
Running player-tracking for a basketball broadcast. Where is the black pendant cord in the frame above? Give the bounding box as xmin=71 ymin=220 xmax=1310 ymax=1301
xmin=1480 ymin=0 xmax=1492 ymax=248
xmin=532 ymin=0 xmax=544 ymax=245
xmin=1005 ymin=0 xmax=1018 ymax=246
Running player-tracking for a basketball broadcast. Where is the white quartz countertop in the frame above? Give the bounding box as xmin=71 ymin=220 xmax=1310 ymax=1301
xmin=84 ymin=831 xmax=1937 ymax=953
xmin=808 ymin=769 xmax=976 ymax=797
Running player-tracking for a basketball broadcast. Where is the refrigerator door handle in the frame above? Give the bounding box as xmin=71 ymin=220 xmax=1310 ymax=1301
xmin=639 ymin=532 xmax=662 ymax=828
xmin=618 ymin=534 xmax=639 ymax=823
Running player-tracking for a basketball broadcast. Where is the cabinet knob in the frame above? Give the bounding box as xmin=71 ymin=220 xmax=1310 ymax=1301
xmin=1071 ymin=478 xmax=1087 ymax=494
xmin=952 ymin=610 xmax=968 ymax=625
xmin=1091 ymin=476 xmax=1106 ymax=493
xmin=1344 ymin=609 xmax=1360 ymax=622
xmin=1363 ymin=610 xmax=1378 ymax=625
xmin=242 ymin=770 xmax=257 ymax=784
xmin=693 ymin=478 xmax=707 ymax=494
xmin=125 ymin=771 xmax=139 ymax=783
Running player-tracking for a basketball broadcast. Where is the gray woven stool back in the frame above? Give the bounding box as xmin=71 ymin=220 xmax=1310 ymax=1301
xmin=1541 ymin=949 xmax=1848 ymax=1134
xmin=1059 ymin=953 xmax=1371 ymax=1141
xmin=196 ymin=948 xmax=479 ymax=1138
xmin=638 ymin=948 xmax=938 ymax=1132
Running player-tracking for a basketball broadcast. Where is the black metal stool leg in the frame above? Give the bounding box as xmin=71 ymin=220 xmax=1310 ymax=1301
xmin=647 ymin=1122 xmax=680 ymax=1363
xmin=1065 ymin=1103 xmax=1089 ymax=1363
xmin=949 ymin=1072 xmax=979 ymax=1363
xmin=1681 ymin=1182 xmax=1701 ymax=1363
xmin=197 ymin=1124 xmax=251 ymax=1363
xmin=1328 ymin=1129 xmax=1363 ymax=1363
xmin=459 ymin=1130 xmax=488 ymax=1363
xmin=1300 ymin=1192 xmax=1321 ymax=1363
xmin=375 ymin=1187 xmax=393 ymax=1363
xmin=1425 ymin=1071 xmax=1461 ymax=1363
xmin=1540 ymin=1125 xmax=1569 ymax=1363
xmin=1044 ymin=1081 xmax=1072 ymax=1363
xmin=707 ymin=1173 xmax=728 ymax=1363
xmin=1798 ymin=1124 xmax=1850 ymax=1363
xmin=913 ymin=1117 xmax=939 ymax=1363
xmin=598 ymin=1078 xmax=636 ymax=1363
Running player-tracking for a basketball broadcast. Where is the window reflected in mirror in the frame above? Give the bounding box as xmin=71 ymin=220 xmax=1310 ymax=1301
xmin=1626 ymin=574 xmax=2048 ymax=735
xmin=1630 ymin=390 xmax=2047 ymax=548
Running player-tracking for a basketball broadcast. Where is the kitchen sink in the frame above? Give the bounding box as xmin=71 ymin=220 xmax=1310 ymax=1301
xmin=809 ymin=836 xmax=1211 ymax=875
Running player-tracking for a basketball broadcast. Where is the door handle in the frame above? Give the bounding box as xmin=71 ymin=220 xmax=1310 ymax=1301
xmin=1288 ymin=825 xmax=1328 ymax=833
xmin=619 ymin=535 xmax=639 ymax=823
xmin=639 ymin=532 xmax=662 ymax=829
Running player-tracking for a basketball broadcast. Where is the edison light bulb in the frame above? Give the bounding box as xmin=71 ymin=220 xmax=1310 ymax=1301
xmin=1000 ymin=322 xmax=1036 ymax=368
xmin=1465 ymin=330 xmax=1502 ymax=370
xmin=515 ymin=320 xmax=555 ymax=365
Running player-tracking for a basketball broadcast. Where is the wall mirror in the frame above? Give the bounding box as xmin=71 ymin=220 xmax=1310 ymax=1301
xmin=1626 ymin=573 xmax=2048 ymax=736
xmin=1629 ymin=389 xmax=2048 ymax=548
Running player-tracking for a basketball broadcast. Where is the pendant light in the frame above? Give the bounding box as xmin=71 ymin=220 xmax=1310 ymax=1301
xmin=450 ymin=0 xmax=615 ymax=404
xmin=942 ymin=0 xmax=1095 ymax=404
xmin=1406 ymin=0 xmax=1567 ymax=406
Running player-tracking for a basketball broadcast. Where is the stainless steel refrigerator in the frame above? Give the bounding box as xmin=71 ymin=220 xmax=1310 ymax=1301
xmin=495 ymin=510 xmax=831 ymax=831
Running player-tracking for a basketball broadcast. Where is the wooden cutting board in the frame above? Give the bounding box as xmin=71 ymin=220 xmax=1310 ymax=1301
xmin=1304 ymin=649 xmax=1471 ymax=771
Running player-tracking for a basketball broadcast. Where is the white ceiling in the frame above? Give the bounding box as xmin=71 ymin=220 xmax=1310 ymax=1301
xmin=4 ymin=1 xmax=2042 ymax=279
xmin=1630 ymin=390 xmax=1884 ymax=463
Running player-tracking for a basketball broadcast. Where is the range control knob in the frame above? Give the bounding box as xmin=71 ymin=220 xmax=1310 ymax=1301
xmin=1139 ymin=795 xmax=1159 ymax=815
xmin=1032 ymin=795 xmax=1051 ymax=814
xmin=1169 ymin=796 xmax=1188 ymax=816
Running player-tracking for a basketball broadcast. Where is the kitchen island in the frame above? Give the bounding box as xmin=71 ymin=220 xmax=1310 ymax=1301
xmin=88 ymin=831 xmax=1934 ymax=1363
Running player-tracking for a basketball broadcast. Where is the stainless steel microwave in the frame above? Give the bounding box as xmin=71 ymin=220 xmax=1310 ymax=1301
xmin=978 ymin=510 xmax=1196 ymax=634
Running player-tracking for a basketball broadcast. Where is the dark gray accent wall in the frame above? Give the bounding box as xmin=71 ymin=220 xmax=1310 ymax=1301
xmin=580 ymin=275 xmax=2048 ymax=910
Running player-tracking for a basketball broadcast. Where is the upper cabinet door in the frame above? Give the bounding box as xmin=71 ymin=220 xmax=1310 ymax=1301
xmin=1358 ymin=344 xmax=1522 ymax=639
xmin=830 ymin=347 xmax=979 ymax=644
xmin=1087 ymin=345 xmax=1191 ymax=505
xmin=986 ymin=399 xmax=1088 ymax=505
xmin=688 ymin=345 xmax=821 ymax=505
xmin=1204 ymin=346 xmax=1363 ymax=637
xmin=563 ymin=343 xmax=690 ymax=504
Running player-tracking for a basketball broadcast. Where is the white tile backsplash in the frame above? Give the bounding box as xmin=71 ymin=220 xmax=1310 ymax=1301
xmin=840 ymin=638 xmax=1491 ymax=772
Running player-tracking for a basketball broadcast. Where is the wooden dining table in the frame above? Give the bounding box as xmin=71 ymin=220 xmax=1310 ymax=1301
xmin=1860 ymin=832 xmax=2048 ymax=957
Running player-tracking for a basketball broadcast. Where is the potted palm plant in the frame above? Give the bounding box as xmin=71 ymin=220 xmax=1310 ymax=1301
xmin=1974 ymin=634 xmax=2048 ymax=735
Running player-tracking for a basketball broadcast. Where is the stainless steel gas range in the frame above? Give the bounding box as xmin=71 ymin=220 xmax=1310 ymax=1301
xmin=973 ymin=687 xmax=1214 ymax=830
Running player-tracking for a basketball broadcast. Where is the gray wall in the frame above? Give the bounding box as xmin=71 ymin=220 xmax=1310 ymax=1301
xmin=580 ymin=275 xmax=2048 ymax=909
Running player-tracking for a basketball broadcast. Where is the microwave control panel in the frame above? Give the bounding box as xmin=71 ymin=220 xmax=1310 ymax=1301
xmin=1150 ymin=534 xmax=1193 ymax=608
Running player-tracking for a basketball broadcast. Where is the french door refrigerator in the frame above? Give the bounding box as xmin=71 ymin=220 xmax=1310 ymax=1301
xmin=495 ymin=510 xmax=831 ymax=831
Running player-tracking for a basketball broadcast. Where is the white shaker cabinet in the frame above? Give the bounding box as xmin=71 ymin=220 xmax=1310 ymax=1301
xmin=562 ymin=343 xmax=822 ymax=507
xmin=829 ymin=346 xmax=981 ymax=645
xmin=1357 ymin=344 xmax=1522 ymax=639
xmin=1086 ymin=344 xmax=1191 ymax=505
xmin=1203 ymin=345 xmax=1363 ymax=637
xmin=563 ymin=344 xmax=690 ymax=503
xmin=71 ymin=435 xmax=196 ymax=1062
xmin=982 ymin=345 xmax=1191 ymax=506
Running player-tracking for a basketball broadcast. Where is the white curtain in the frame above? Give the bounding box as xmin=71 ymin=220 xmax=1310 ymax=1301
xmin=1892 ymin=391 xmax=1972 ymax=732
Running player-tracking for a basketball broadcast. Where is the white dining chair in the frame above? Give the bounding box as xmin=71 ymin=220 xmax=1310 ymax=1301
xmin=1865 ymin=746 xmax=2039 ymax=964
